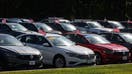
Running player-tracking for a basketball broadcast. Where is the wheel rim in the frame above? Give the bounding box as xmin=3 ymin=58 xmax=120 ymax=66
xmin=96 ymin=54 xmax=102 ymax=65
xmin=55 ymin=57 xmax=65 ymax=68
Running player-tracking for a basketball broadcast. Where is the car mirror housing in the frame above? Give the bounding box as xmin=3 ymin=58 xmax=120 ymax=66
xmin=43 ymin=43 xmax=50 ymax=47
xmin=22 ymin=42 xmax=26 ymax=46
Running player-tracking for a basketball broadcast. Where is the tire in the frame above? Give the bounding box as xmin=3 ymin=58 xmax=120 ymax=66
xmin=53 ymin=56 xmax=66 ymax=68
xmin=0 ymin=61 xmax=8 ymax=71
xmin=0 ymin=55 xmax=8 ymax=71
xmin=95 ymin=53 xmax=102 ymax=65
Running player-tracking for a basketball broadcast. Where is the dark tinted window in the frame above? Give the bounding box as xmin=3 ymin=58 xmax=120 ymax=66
xmin=120 ymin=22 xmax=132 ymax=28
xmin=103 ymin=34 xmax=124 ymax=43
xmin=20 ymin=23 xmax=38 ymax=32
xmin=65 ymin=34 xmax=87 ymax=44
xmin=46 ymin=23 xmax=64 ymax=31
xmin=98 ymin=21 xmax=113 ymax=28
xmin=36 ymin=36 xmax=49 ymax=45
xmin=25 ymin=35 xmax=37 ymax=43
xmin=0 ymin=24 xmax=11 ymax=31
xmin=20 ymin=35 xmax=50 ymax=45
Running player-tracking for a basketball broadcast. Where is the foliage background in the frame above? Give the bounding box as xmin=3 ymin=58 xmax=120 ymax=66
xmin=0 ymin=0 xmax=132 ymax=20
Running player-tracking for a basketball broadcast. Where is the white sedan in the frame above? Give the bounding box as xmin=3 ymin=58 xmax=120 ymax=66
xmin=17 ymin=33 xmax=96 ymax=67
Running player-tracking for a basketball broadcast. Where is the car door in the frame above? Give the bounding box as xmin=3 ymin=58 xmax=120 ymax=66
xmin=19 ymin=35 xmax=55 ymax=65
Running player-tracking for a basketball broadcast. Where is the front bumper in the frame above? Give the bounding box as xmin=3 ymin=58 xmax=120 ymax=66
xmin=65 ymin=54 xmax=96 ymax=67
xmin=6 ymin=55 xmax=43 ymax=68
xmin=102 ymin=52 xmax=130 ymax=63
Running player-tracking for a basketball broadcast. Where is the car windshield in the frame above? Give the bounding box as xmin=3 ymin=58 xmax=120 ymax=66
xmin=36 ymin=23 xmax=53 ymax=32
xmin=120 ymin=33 xmax=132 ymax=43
xmin=46 ymin=36 xmax=75 ymax=46
xmin=0 ymin=35 xmax=23 ymax=46
xmin=87 ymin=22 xmax=103 ymax=28
xmin=61 ymin=23 xmax=77 ymax=31
xmin=109 ymin=21 xmax=125 ymax=28
xmin=85 ymin=35 xmax=110 ymax=44
xmin=7 ymin=23 xmax=28 ymax=31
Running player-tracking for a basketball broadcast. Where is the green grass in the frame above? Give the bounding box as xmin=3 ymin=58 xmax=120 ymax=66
xmin=0 ymin=64 xmax=132 ymax=74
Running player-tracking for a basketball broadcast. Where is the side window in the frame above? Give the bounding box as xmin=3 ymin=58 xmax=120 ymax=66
xmin=64 ymin=34 xmax=71 ymax=39
xmin=75 ymin=35 xmax=87 ymax=43
xmin=25 ymin=35 xmax=38 ymax=44
xmin=105 ymin=24 xmax=113 ymax=28
xmin=73 ymin=23 xmax=81 ymax=27
xmin=87 ymin=23 xmax=94 ymax=28
xmin=64 ymin=34 xmax=77 ymax=43
xmin=75 ymin=23 xmax=87 ymax=27
xmin=110 ymin=35 xmax=123 ymax=43
xmin=70 ymin=35 xmax=87 ymax=44
xmin=113 ymin=35 xmax=123 ymax=42
xmin=0 ymin=24 xmax=11 ymax=31
xmin=21 ymin=23 xmax=38 ymax=32
xmin=46 ymin=23 xmax=58 ymax=30
xmin=56 ymin=24 xmax=64 ymax=31
xmin=104 ymin=34 xmax=112 ymax=40
xmin=37 ymin=36 xmax=50 ymax=45
xmin=18 ymin=36 xmax=26 ymax=42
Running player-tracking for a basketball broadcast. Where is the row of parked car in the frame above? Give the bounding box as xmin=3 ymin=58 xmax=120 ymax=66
xmin=0 ymin=17 xmax=132 ymax=70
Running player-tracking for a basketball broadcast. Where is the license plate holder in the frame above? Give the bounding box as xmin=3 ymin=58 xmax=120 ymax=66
xmin=29 ymin=61 xmax=35 ymax=65
xmin=122 ymin=56 xmax=127 ymax=60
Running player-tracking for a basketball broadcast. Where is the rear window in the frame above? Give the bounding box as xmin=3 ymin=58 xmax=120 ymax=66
xmin=20 ymin=23 xmax=38 ymax=32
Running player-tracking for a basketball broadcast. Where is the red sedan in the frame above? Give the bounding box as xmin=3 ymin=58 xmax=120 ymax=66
xmin=64 ymin=33 xmax=130 ymax=64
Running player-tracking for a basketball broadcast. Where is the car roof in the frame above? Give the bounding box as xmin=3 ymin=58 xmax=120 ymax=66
xmin=16 ymin=33 xmax=43 ymax=38
xmin=82 ymin=34 xmax=100 ymax=37
xmin=33 ymin=22 xmax=47 ymax=25
xmin=101 ymin=32 xmax=131 ymax=35
xmin=45 ymin=33 xmax=62 ymax=37
xmin=17 ymin=33 xmax=62 ymax=38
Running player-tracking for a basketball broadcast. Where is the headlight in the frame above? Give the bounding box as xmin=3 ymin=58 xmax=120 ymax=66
xmin=66 ymin=52 xmax=78 ymax=57
xmin=80 ymin=30 xmax=87 ymax=34
xmin=103 ymin=49 xmax=114 ymax=54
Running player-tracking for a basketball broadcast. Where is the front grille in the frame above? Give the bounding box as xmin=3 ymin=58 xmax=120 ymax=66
xmin=114 ymin=52 xmax=129 ymax=56
xmin=18 ymin=55 xmax=41 ymax=60
xmin=88 ymin=54 xmax=95 ymax=60
xmin=77 ymin=54 xmax=95 ymax=60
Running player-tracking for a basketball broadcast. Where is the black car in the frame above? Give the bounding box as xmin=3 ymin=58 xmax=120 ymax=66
xmin=19 ymin=22 xmax=62 ymax=34
xmin=101 ymin=33 xmax=132 ymax=61
xmin=97 ymin=20 xmax=131 ymax=33
xmin=71 ymin=21 xmax=114 ymax=34
xmin=45 ymin=22 xmax=79 ymax=34
xmin=0 ymin=34 xmax=43 ymax=70
xmin=0 ymin=23 xmax=37 ymax=37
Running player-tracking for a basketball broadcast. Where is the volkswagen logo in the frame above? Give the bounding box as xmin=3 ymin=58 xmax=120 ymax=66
xmin=30 ymin=55 xmax=34 ymax=59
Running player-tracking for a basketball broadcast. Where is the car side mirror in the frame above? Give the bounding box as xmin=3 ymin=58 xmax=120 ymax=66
xmin=22 ymin=42 xmax=26 ymax=46
xmin=43 ymin=43 xmax=50 ymax=47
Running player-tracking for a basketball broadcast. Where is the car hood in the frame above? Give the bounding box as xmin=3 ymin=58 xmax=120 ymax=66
xmin=0 ymin=46 xmax=40 ymax=55
xmin=91 ymin=28 xmax=113 ymax=32
xmin=20 ymin=30 xmax=39 ymax=34
xmin=57 ymin=45 xmax=94 ymax=55
xmin=49 ymin=30 xmax=62 ymax=34
xmin=94 ymin=44 xmax=129 ymax=51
